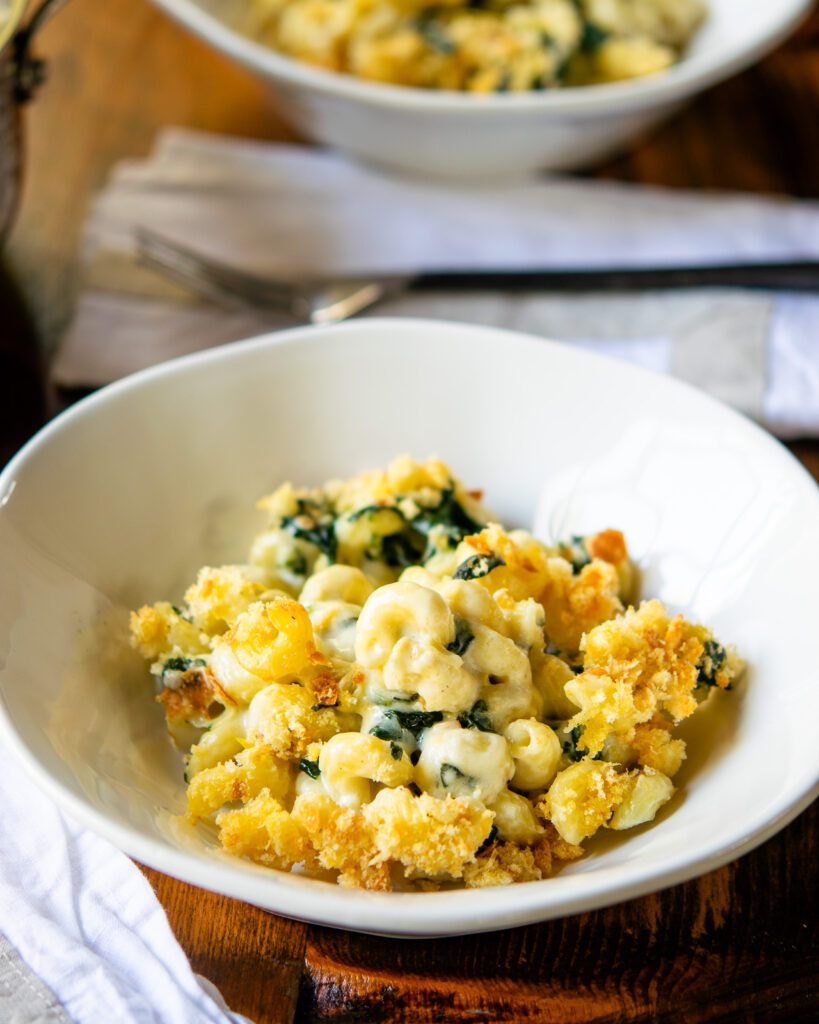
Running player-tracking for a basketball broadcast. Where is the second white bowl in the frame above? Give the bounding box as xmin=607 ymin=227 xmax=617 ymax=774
xmin=151 ymin=0 xmax=811 ymax=177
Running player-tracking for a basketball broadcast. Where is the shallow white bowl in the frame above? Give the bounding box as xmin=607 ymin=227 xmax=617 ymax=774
xmin=1 ymin=318 xmax=818 ymax=937
xmin=151 ymin=0 xmax=811 ymax=177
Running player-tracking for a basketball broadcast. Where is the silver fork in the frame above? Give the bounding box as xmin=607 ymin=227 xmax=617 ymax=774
xmin=136 ymin=228 xmax=410 ymax=324
xmin=137 ymin=227 xmax=819 ymax=324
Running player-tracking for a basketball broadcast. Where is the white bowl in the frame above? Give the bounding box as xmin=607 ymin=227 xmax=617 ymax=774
xmin=1 ymin=318 xmax=817 ymax=937
xmin=151 ymin=0 xmax=811 ymax=177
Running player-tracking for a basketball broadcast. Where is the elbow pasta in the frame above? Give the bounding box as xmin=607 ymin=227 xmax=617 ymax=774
xmin=233 ymin=0 xmax=706 ymax=94
xmin=130 ymin=454 xmax=742 ymax=890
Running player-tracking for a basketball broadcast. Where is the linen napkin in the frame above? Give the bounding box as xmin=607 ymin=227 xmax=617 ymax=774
xmin=0 ymin=742 xmax=251 ymax=1024
xmin=53 ymin=128 xmax=819 ymax=438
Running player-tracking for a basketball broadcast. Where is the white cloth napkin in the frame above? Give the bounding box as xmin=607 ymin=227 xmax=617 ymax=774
xmin=54 ymin=128 xmax=819 ymax=437
xmin=0 ymin=745 xmax=252 ymax=1024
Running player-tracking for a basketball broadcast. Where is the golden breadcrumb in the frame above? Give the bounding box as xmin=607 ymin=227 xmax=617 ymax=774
xmin=582 ymin=599 xmax=719 ymax=724
xmin=187 ymin=744 xmax=290 ymax=820
xmin=538 ymin=761 xmax=632 ymax=846
xmin=464 ymin=824 xmax=584 ymax=886
xmin=217 ymin=790 xmax=312 ymax=870
xmin=539 ymin=558 xmax=623 ymax=653
xmin=248 ymin=683 xmax=340 ymax=759
xmin=185 ymin=566 xmax=269 ymax=634
xmin=631 ymin=724 xmax=687 ymax=778
xmin=463 ymin=841 xmax=542 ymax=886
xmin=362 ymin=787 xmax=493 ymax=879
xmin=292 ymin=792 xmax=390 ymax=890
xmin=129 ymin=602 xmax=207 ymax=660
xmin=462 ymin=523 xmax=551 ymax=602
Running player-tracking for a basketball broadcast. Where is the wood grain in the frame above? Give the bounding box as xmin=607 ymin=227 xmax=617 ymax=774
xmin=5 ymin=0 xmax=819 ymax=1020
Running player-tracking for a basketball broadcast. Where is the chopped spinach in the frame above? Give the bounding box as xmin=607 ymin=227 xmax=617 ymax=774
xmin=370 ymin=720 xmax=402 ymax=742
xmin=697 ymin=640 xmax=729 ymax=688
xmin=580 ymin=21 xmax=609 ymax=53
xmin=562 ymin=534 xmax=591 ymax=575
xmin=348 ymin=504 xmax=406 ymax=524
xmin=389 ymin=741 xmax=403 ymax=761
xmin=394 ymin=709 xmax=444 ymax=738
xmin=415 ymin=9 xmax=455 ymax=54
xmin=412 ymin=486 xmax=485 ymax=543
xmin=562 ymin=725 xmax=585 ymax=761
xmin=453 ymin=553 xmax=505 ymax=580
xmin=284 ymin=549 xmax=308 ymax=575
xmin=162 ymin=656 xmax=206 ymax=675
xmin=440 ymin=763 xmax=469 ymax=787
xmin=447 ymin=616 xmax=475 ymax=657
xmin=562 ymin=724 xmax=604 ymax=762
xmin=280 ymin=515 xmax=337 ymax=561
xmin=476 ymin=823 xmax=499 ymax=854
xmin=298 ymin=758 xmax=321 ymax=780
xmin=280 ymin=498 xmax=337 ymax=561
xmin=457 ymin=699 xmax=493 ymax=732
xmin=379 ymin=530 xmax=427 ymax=568
xmin=372 ymin=709 xmax=444 ymax=742
xmin=370 ymin=708 xmax=443 ymax=744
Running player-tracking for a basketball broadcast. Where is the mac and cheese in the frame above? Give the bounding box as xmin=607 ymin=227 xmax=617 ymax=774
xmin=234 ymin=0 xmax=706 ymax=93
xmin=131 ymin=455 xmax=741 ymax=890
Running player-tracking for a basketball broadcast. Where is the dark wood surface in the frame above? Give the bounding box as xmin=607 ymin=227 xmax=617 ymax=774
xmin=4 ymin=1 xmax=818 ymax=1021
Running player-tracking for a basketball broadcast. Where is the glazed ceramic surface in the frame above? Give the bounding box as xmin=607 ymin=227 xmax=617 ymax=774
xmin=1 ymin=318 xmax=817 ymax=936
xmin=149 ymin=0 xmax=811 ymax=177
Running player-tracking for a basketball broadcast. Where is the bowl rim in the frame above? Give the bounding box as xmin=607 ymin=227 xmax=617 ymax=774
xmin=150 ymin=0 xmax=812 ymax=115
xmin=1 ymin=317 xmax=818 ymax=937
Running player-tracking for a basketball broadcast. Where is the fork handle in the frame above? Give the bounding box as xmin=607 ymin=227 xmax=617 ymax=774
xmin=411 ymin=262 xmax=819 ymax=293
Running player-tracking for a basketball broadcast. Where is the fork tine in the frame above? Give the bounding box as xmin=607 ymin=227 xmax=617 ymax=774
xmin=135 ymin=228 xmax=410 ymax=325
xmin=136 ymin=228 xmax=305 ymax=317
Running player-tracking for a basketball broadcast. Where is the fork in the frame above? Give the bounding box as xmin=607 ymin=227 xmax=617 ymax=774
xmin=136 ymin=229 xmax=411 ymax=325
xmin=136 ymin=228 xmax=819 ymax=325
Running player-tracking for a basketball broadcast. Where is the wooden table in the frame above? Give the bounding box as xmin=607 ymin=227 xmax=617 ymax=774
xmin=4 ymin=2 xmax=818 ymax=1021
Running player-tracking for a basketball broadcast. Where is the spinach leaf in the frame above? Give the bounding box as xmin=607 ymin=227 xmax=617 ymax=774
xmin=389 ymin=741 xmax=403 ymax=761
xmin=476 ymin=823 xmax=499 ymax=854
xmin=562 ymin=724 xmax=603 ymax=761
xmin=284 ymin=549 xmax=308 ymax=575
xmin=348 ymin=504 xmax=405 ymax=524
xmin=370 ymin=709 xmax=443 ymax=743
xmin=697 ymin=640 xmax=728 ymax=687
xmin=415 ymin=9 xmax=456 ymax=54
xmin=412 ymin=486 xmax=485 ymax=543
xmin=280 ymin=513 xmax=337 ymax=561
xmin=379 ymin=530 xmax=427 ymax=568
xmin=391 ymin=709 xmax=444 ymax=740
xmin=370 ymin=720 xmax=402 ymax=742
xmin=447 ymin=616 xmax=475 ymax=657
xmin=457 ymin=699 xmax=493 ymax=732
xmin=162 ymin=656 xmax=205 ymax=675
xmin=562 ymin=534 xmax=591 ymax=574
xmin=580 ymin=21 xmax=609 ymax=53
xmin=298 ymin=758 xmax=321 ymax=779
xmin=453 ymin=553 xmax=505 ymax=580
xmin=440 ymin=763 xmax=469 ymax=787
